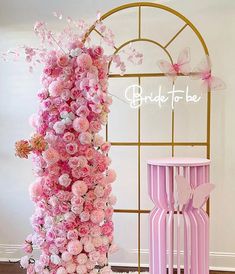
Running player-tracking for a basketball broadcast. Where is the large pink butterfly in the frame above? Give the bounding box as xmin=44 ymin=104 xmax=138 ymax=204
xmin=175 ymin=175 xmax=215 ymax=208
xmin=157 ymin=47 xmax=191 ymax=81
xmin=191 ymin=55 xmax=226 ymax=91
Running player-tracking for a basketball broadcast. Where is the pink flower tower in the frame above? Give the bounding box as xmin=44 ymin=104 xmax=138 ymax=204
xmin=148 ymin=157 xmax=214 ymax=274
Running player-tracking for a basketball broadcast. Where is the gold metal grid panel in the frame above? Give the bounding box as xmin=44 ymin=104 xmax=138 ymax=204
xmin=84 ymin=2 xmax=211 ymax=273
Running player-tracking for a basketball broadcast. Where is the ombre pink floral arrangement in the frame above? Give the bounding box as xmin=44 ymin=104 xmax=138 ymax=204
xmin=10 ymin=12 xmax=137 ymax=274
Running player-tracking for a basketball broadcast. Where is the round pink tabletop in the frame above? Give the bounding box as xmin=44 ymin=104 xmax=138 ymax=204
xmin=147 ymin=157 xmax=210 ymax=167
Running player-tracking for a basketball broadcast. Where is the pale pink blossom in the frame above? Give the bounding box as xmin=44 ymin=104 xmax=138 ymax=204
xmin=20 ymin=256 xmax=29 ymax=268
xmin=72 ymin=180 xmax=88 ymax=196
xmin=42 ymin=147 xmax=60 ymax=165
xmin=77 ymin=53 xmax=93 ymax=69
xmin=48 ymin=80 xmax=64 ymax=97
xmin=90 ymin=209 xmax=105 ymax=224
xmin=53 ymin=121 xmax=66 ymax=134
xmin=58 ymin=173 xmax=71 ymax=187
xmin=67 ymin=240 xmax=83 ymax=255
xmin=73 ymin=117 xmax=89 ymax=132
xmin=79 ymin=132 xmax=92 ymax=145
xmin=77 ymin=253 xmax=88 ymax=264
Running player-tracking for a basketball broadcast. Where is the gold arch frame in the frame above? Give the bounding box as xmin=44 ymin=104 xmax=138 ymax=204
xmin=84 ymin=2 xmax=211 ymax=272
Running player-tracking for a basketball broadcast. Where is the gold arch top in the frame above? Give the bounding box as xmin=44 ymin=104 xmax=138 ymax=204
xmin=84 ymin=2 xmax=211 ymax=272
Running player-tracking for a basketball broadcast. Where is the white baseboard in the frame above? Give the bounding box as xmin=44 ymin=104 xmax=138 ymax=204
xmin=0 ymin=244 xmax=234 ymax=271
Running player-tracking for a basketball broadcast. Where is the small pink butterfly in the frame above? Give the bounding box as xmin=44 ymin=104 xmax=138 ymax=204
xmin=157 ymin=47 xmax=191 ymax=81
xmin=191 ymin=55 xmax=226 ymax=91
xmin=175 ymin=175 xmax=215 ymax=208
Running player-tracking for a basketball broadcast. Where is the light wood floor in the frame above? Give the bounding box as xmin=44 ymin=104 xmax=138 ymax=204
xmin=0 ymin=262 xmax=234 ymax=274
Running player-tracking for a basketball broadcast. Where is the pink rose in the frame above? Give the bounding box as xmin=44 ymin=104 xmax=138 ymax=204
xmin=73 ymin=117 xmax=89 ymax=132
xmin=66 ymin=262 xmax=76 ymax=273
xmin=53 ymin=121 xmax=66 ymax=134
xmin=78 ymin=224 xmax=89 ymax=237
xmin=48 ymin=80 xmax=64 ymax=97
xmin=80 ymin=211 xmax=90 ymax=222
xmin=94 ymin=185 xmax=104 ymax=198
xmin=61 ymin=251 xmax=72 ymax=262
xmin=42 ymin=148 xmax=60 ymax=165
xmin=66 ymin=142 xmax=78 ymax=155
xmin=67 ymin=240 xmax=83 ymax=255
xmin=76 ymin=105 xmax=89 ymax=117
xmin=93 ymin=134 xmax=104 ymax=147
xmin=67 ymin=229 xmax=79 ymax=240
xmin=101 ymin=142 xmax=111 ymax=153
xmin=57 ymin=55 xmax=69 ymax=67
xmin=58 ymin=173 xmax=71 ymax=187
xmin=90 ymin=209 xmax=105 ymax=224
xmin=77 ymin=53 xmax=93 ymax=69
xmin=84 ymin=242 xmax=95 ymax=253
xmin=63 ymin=132 xmax=75 ymax=143
xmin=89 ymin=121 xmax=101 ymax=133
xmin=106 ymin=169 xmax=116 ymax=183
xmin=76 ymin=265 xmax=87 ymax=274
xmin=29 ymin=179 xmax=43 ymax=202
xmin=72 ymin=180 xmax=88 ymax=196
xmin=77 ymin=253 xmax=88 ymax=264
xmin=79 ymin=132 xmax=92 ymax=145
xmin=56 ymin=267 xmax=67 ymax=274
xmin=89 ymin=250 xmax=100 ymax=262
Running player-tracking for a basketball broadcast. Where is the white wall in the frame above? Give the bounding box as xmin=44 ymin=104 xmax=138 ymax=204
xmin=0 ymin=0 xmax=234 ymax=271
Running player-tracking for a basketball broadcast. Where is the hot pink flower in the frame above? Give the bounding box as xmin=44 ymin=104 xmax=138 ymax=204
xmin=65 ymin=142 xmax=78 ymax=155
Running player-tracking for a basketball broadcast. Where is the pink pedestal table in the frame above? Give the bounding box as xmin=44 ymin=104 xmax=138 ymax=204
xmin=147 ymin=157 xmax=211 ymax=274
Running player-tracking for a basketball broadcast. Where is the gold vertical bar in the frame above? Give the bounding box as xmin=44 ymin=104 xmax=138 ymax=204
xmin=138 ymin=6 xmax=141 ymax=39
xmin=138 ymin=76 xmax=141 ymax=274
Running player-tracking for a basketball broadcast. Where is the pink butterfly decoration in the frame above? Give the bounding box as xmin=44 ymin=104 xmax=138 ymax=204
xmin=192 ymin=55 xmax=226 ymax=91
xmin=175 ymin=175 xmax=215 ymax=208
xmin=157 ymin=47 xmax=191 ymax=81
